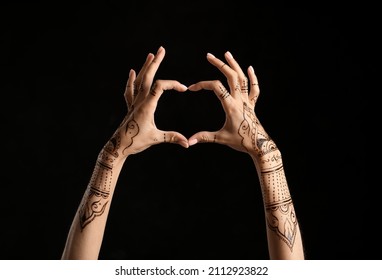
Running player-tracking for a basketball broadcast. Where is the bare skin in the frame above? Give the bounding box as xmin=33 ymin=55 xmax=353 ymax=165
xmin=187 ymin=51 xmax=305 ymax=259
xmin=61 ymin=46 xmax=189 ymax=259
xmin=61 ymin=47 xmax=304 ymax=260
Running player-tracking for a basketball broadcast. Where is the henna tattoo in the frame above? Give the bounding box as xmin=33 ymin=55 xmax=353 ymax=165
xmin=218 ymin=84 xmax=230 ymax=99
xmin=260 ymin=165 xmax=290 ymax=205
xmin=201 ymin=135 xmax=211 ymax=142
xmin=163 ymin=133 xmax=176 ymax=143
xmin=250 ymin=93 xmax=259 ymax=102
xmin=150 ymin=82 xmax=158 ymax=97
xmin=265 ymin=199 xmax=297 ymax=251
xmin=79 ymin=185 xmax=110 ymax=230
xmin=238 ymin=102 xmax=278 ymax=156
xmin=103 ymin=133 xmax=121 ymax=159
xmin=121 ymin=118 xmax=139 ymax=154
xmin=79 ymin=134 xmax=121 ymax=230
xmin=261 ymin=153 xmax=282 ymax=165
xmin=261 ymin=166 xmax=297 ymax=250
xmin=235 ymin=97 xmax=297 ymax=250
xmin=139 ymin=81 xmax=144 ymax=93
xmin=241 ymin=78 xmax=248 ymax=95
xmin=233 ymin=82 xmax=240 ymax=94
xmin=133 ymin=81 xmax=138 ymax=97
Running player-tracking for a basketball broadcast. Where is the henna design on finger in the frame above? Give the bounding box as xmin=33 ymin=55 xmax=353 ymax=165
xmin=218 ymin=84 xmax=230 ymax=100
xmin=250 ymin=93 xmax=259 ymax=102
xmin=241 ymin=77 xmax=248 ymax=95
xmin=150 ymin=82 xmax=158 ymax=97
xmin=234 ymin=82 xmax=240 ymax=93
xmin=163 ymin=133 xmax=166 ymax=143
xmin=201 ymin=135 xmax=212 ymax=142
xmin=133 ymin=81 xmax=138 ymax=97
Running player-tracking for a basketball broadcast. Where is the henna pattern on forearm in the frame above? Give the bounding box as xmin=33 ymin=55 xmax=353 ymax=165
xmin=78 ymin=105 xmax=141 ymax=230
xmin=261 ymin=165 xmax=297 ymax=250
xmin=78 ymin=132 xmax=122 ymax=230
xmin=237 ymin=102 xmax=297 ymax=250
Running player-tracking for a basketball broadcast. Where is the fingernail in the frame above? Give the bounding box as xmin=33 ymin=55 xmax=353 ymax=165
xmin=157 ymin=46 xmax=164 ymax=54
xmin=189 ymin=139 xmax=198 ymax=146
xmin=184 ymin=141 xmax=190 ymax=148
xmin=180 ymin=84 xmax=188 ymax=90
xmin=207 ymin=53 xmax=215 ymax=58
xmin=146 ymin=53 xmax=154 ymax=61
xmin=249 ymin=66 xmax=254 ymax=73
xmin=226 ymin=51 xmax=233 ymax=59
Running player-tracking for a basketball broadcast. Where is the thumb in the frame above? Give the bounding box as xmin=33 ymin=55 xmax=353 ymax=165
xmin=188 ymin=131 xmax=219 ymax=146
xmin=158 ymin=130 xmax=189 ymax=148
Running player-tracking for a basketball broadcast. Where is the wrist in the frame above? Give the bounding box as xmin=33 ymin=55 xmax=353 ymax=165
xmin=98 ymin=144 xmax=127 ymax=169
xmin=250 ymin=149 xmax=283 ymax=170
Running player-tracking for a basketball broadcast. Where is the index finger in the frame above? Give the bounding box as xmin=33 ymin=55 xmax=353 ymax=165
xmin=206 ymin=53 xmax=241 ymax=98
xmin=206 ymin=52 xmax=235 ymax=77
xmin=141 ymin=46 xmax=166 ymax=93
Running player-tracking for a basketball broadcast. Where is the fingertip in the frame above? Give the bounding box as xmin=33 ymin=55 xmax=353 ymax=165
xmin=180 ymin=141 xmax=189 ymax=148
xmin=180 ymin=84 xmax=188 ymax=91
xmin=157 ymin=46 xmax=165 ymax=54
xmin=207 ymin=53 xmax=215 ymax=59
xmin=188 ymin=138 xmax=198 ymax=146
xmin=249 ymin=65 xmax=255 ymax=74
xmin=146 ymin=53 xmax=154 ymax=61
xmin=129 ymin=69 xmax=135 ymax=79
xmin=225 ymin=51 xmax=233 ymax=59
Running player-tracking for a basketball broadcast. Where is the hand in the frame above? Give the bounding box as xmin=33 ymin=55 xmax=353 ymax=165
xmin=188 ymin=51 xmax=277 ymax=161
xmin=104 ymin=46 xmax=189 ymax=160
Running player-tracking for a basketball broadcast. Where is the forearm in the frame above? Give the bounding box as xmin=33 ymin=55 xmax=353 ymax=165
xmin=251 ymin=149 xmax=304 ymax=260
xmin=61 ymin=143 xmax=127 ymax=260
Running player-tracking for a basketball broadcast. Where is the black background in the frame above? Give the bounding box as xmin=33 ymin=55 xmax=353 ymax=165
xmin=1 ymin=2 xmax=377 ymax=260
